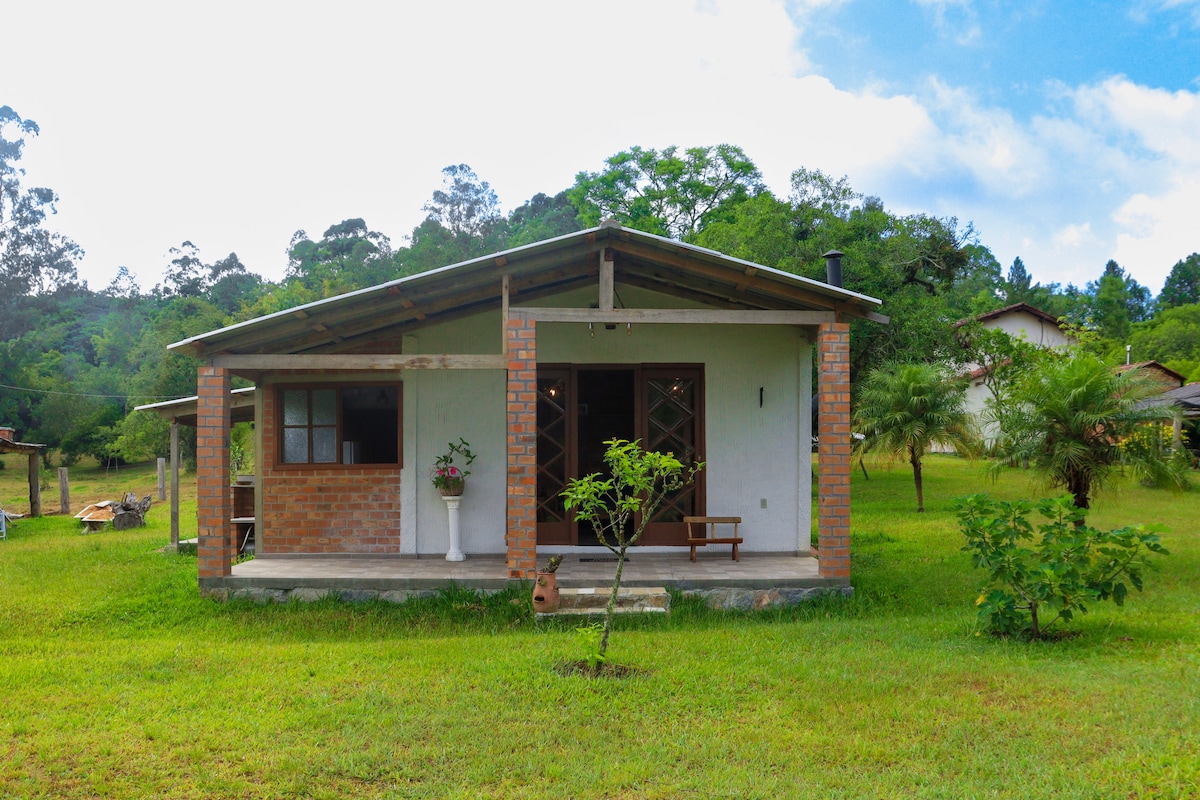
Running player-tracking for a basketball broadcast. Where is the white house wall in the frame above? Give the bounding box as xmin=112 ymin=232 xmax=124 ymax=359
xmin=403 ymin=284 xmax=813 ymax=557
xmin=984 ymin=311 xmax=1070 ymax=348
xmin=962 ymin=310 xmax=1072 ymax=447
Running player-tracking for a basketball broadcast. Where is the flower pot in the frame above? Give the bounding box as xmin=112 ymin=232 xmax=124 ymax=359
xmin=438 ymin=477 xmax=464 ymax=497
xmin=531 ymin=571 xmax=560 ymax=613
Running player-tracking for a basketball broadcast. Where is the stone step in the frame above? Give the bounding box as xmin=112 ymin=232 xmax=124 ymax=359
xmin=538 ymin=586 xmax=670 ymax=616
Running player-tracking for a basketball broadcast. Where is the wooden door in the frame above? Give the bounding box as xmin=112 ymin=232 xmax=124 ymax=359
xmin=535 ymin=364 xmax=704 ymax=546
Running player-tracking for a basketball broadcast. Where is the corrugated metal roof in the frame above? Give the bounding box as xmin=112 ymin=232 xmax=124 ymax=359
xmin=168 ymin=222 xmax=882 ymax=358
xmin=134 ymin=386 xmax=257 ymax=426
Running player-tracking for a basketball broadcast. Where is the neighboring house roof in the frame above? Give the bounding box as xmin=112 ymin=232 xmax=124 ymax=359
xmin=1117 ymin=360 xmax=1187 ymax=388
xmin=1140 ymin=382 xmax=1200 ymax=417
xmin=953 ymin=302 xmax=1063 ymax=329
xmin=168 ymin=221 xmax=884 ymax=358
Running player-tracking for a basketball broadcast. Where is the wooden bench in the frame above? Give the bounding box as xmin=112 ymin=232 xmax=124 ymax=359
xmin=684 ymin=516 xmax=743 ymax=562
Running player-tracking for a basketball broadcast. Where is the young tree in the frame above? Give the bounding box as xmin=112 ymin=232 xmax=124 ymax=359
xmin=562 ymin=439 xmax=703 ymax=660
xmin=991 ymin=351 xmax=1189 ymax=516
xmin=958 ymin=493 xmax=1169 ymax=639
xmin=853 ymin=362 xmax=980 ymax=511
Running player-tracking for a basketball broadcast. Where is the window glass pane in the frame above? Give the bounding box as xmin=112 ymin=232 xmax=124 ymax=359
xmin=283 ymin=390 xmax=308 ymax=426
xmin=341 ymin=386 xmax=399 ymax=464
xmin=283 ymin=428 xmax=308 ymax=463
xmin=312 ymin=389 xmax=337 ymax=425
xmin=312 ymin=427 xmax=337 ymax=463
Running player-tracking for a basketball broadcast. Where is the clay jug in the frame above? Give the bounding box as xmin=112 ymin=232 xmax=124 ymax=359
xmin=531 ymin=571 xmax=560 ymax=613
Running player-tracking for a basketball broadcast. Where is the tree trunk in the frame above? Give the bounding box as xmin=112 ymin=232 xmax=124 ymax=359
xmin=1068 ymin=472 xmax=1090 ymax=527
xmin=600 ymin=546 xmax=628 ymax=658
xmin=911 ymin=447 xmax=925 ymax=513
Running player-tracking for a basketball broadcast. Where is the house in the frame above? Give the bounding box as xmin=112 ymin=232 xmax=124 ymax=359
xmin=164 ymin=222 xmax=883 ymax=596
xmin=1117 ymin=361 xmax=1187 ymax=391
xmin=954 ymin=303 xmax=1072 ymax=446
xmin=1138 ymin=379 xmax=1199 ymax=454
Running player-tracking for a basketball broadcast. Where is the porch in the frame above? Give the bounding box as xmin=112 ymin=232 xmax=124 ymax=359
xmin=201 ymin=552 xmax=847 ymax=606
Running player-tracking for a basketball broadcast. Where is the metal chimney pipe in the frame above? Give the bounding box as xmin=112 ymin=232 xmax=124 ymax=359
xmin=824 ymin=250 xmax=844 ymax=288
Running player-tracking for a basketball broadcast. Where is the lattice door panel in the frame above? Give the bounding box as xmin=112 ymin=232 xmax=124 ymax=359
xmin=536 ymin=373 xmax=570 ymax=527
xmin=645 ymin=372 xmax=699 ymax=524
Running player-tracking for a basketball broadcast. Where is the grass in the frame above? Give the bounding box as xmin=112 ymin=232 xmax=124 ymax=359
xmin=1 ymin=455 xmax=1197 ymax=798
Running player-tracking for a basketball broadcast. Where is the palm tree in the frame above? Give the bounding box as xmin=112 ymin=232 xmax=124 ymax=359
xmin=854 ymin=362 xmax=979 ymax=512
xmin=990 ymin=352 xmax=1188 ymax=516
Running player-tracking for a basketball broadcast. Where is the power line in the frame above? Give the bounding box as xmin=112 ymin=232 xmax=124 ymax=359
xmin=0 ymin=382 xmax=187 ymax=401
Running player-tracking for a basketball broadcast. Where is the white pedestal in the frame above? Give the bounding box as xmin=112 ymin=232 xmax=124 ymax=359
xmin=442 ymin=495 xmax=465 ymax=562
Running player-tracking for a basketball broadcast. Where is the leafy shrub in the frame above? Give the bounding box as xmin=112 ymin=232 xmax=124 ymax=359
xmin=957 ymin=494 xmax=1169 ymax=638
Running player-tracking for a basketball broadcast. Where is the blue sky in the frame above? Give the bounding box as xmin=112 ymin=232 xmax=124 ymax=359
xmin=4 ymin=0 xmax=1199 ymax=296
xmin=805 ymin=1 xmax=1200 ymax=115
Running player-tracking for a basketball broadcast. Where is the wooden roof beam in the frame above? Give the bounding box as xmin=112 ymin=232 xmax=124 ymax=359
xmin=293 ymin=266 xmax=599 ymax=355
xmin=302 ymin=272 xmax=601 ymax=354
xmin=609 ymin=240 xmax=860 ymax=314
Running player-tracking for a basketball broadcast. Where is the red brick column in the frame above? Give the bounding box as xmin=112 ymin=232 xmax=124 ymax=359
xmin=817 ymin=322 xmax=851 ymax=579
xmin=196 ymin=365 xmax=233 ymax=581
xmin=506 ymin=318 xmax=538 ymax=579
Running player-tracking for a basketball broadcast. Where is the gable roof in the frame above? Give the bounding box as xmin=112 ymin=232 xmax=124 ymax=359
xmin=954 ymin=302 xmax=1063 ymax=329
xmin=1117 ymin=360 xmax=1187 ymax=387
xmin=169 ymin=222 xmax=883 ymax=358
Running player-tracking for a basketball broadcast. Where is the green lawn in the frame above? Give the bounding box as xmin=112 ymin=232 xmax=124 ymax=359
xmin=1 ymin=456 xmax=1197 ymax=798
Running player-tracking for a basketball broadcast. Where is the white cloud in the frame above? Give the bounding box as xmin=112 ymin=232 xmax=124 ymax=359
xmin=1132 ymin=0 xmax=1200 ymax=27
xmin=1053 ymin=223 xmax=1094 ymax=249
xmin=913 ymin=0 xmax=982 ymax=45
xmin=6 ymin=0 xmax=1198 ymax=300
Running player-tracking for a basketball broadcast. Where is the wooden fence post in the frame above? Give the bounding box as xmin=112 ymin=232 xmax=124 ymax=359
xmin=170 ymin=420 xmax=180 ymax=549
xmin=28 ymin=453 xmax=41 ymax=518
xmin=157 ymin=457 xmax=167 ymax=501
xmin=59 ymin=468 xmax=69 ymax=515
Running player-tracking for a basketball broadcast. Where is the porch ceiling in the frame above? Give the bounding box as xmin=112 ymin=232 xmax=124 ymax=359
xmin=169 ymin=221 xmax=883 ymax=358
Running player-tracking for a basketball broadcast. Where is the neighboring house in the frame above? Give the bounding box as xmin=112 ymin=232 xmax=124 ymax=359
xmin=1117 ymin=360 xmax=1187 ymax=391
xmin=953 ymin=303 xmax=1072 ymax=447
xmin=1138 ymin=379 xmax=1199 ymax=454
xmin=164 ymin=222 xmax=883 ymax=594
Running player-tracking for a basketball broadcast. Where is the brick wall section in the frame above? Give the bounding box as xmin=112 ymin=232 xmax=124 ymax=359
xmin=259 ymin=383 xmax=402 ymax=554
xmin=196 ymin=365 xmax=232 ymax=578
xmin=506 ymin=318 xmax=538 ymax=579
xmin=817 ymin=322 xmax=851 ymax=579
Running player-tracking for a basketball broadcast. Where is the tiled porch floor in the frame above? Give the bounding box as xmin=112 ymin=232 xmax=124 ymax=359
xmin=220 ymin=551 xmax=836 ymax=592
